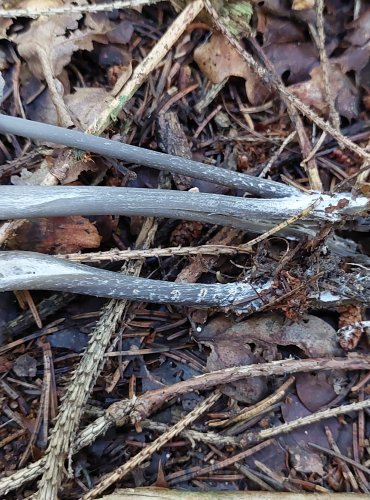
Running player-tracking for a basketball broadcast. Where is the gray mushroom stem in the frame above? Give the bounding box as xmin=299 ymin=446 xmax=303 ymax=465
xmin=0 ymin=186 xmax=368 ymax=236
xmin=0 ymin=251 xmax=270 ymax=313
xmin=0 ymin=114 xmax=297 ymax=199
xmin=0 ymin=251 xmax=368 ymax=311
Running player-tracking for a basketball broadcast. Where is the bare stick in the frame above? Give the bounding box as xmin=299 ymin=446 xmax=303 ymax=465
xmin=89 ymin=0 xmax=205 ymax=136
xmin=309 ymin=441 xmax=370 ymax=477
xmin=107 ymin=356 xmax=370 ymax=427
xmin=0 ymin=356 xmax=369 ymax=496
xmin=82 ymin=391 xmax=221 ymax=499
xmin=0 ymin=0 xmax=161 ymax=18
xmin=248 ymin=37 xmax=322 ymax=191
xmin=168 ymin=440 xmax=275 ymax=486
xmin=256 ymin=399 xmax=370 ymax=442
xmin=212 ymin=376 xmax=295 ymax=428
xmin=0 ymin=115 xmax=297 ymax=199
xmin=312 ymin=0 xmax=341 ymax=130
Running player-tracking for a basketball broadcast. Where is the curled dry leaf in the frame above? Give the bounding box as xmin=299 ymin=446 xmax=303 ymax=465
xmin=11 ymin=0 xmax=83 ymax=81
xmin=65 ymin=88 xmax=115 ymax=130
xmin=6 ymin=216 xmax=101 ymax=254
xmin=194 ymin=32 xmax=271 ymax=105
xmin=10 ymin=0 xmax=115 ymax=124
xmin=194 ymin=316 xmax=267 ymax=404
xmin=198 ymin=312 xmax=340 ymax=359
xmin=194 ymin=312 xmax=340 ymax=403
xmin=194 ymin=32 xmax=249 ymax=83
xmin=289 ymin=64 xmax=359 ymax=120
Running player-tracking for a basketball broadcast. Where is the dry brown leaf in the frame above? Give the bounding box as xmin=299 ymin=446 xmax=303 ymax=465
xmin=194 ymin=315 xmax=267 ymax=404
xmin=194 ymin=32 xmax=271 ymax=105
xmin=291 ymin=0 xmax=314 ymax=10
xmin=11 ymin=0 xmax=112 ymax=84
xmin=260 ymin=16 xmax=305 ymax=46
xmin=289 ymin=64 xmax=359 ymax=120
xmin=11 ymin=0 xmax=83 ymax=81
xmin=345 ymin=9 xmax=370 ymax=46
xmin=194 ymin=32 xmax=249 ymax=83
xmin=6 ymin=216 xmax=101 ymax=254
xmin=197 ymin=312 xmax=340 ymax=362
xmin=65 ymin=88 xmax=115 ymax=130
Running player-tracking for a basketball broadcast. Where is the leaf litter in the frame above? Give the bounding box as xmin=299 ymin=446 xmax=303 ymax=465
xmin=0 ymin=0 xmax=369 ymax=497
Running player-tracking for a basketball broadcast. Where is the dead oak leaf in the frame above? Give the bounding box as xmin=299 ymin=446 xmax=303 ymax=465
xmin=194 ymin=32 xmax=271 ymax=105
xmin=289 ymin=64 xmax=359 ymax=120
xmin=11 ymin=0 xmax=82 ymax=80
xmin=194 ymin=32 xmax=249 ymax=83
xmin=11 ymin=0 xmax=110 ymax=81
xmin=65 ymin=87 xmax=115 ymax=130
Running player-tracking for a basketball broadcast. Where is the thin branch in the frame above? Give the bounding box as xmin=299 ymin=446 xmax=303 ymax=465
xmin=313 ymin=0 xmax=341 ymax=130
xmin=0 ymin=0 xmax=161 ymax=18
xmin=256 ymin=398 xmax=370 ymax=442
xmin=247 ymin=37 xmax=322 ymax=191
xmin=89 ymin=0 xmax=205 ymax=136
xmin=1 ymin=355 xmax=369 ymax=496
xmin=309 ymin=441 xmax=370 ymax=476
xmin=82 ymin=391 xmax=222 ymax=499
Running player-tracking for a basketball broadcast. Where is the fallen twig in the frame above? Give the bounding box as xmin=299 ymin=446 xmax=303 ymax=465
xmin=202 ymin=0 xmax=370 ymax=164
xmin=253 ymin=398 xmax=370 ymax=443
xmin=0 ymin=0 xmax=160 ymax=18
xmin=0 ymin=355 xmax=369 ymax=496
xmin=82 ymin=391 xmax=222 ymax=499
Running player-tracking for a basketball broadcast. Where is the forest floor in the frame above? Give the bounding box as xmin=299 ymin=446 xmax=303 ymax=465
xmin=0 ymin=0 xmax=369 ymax=498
